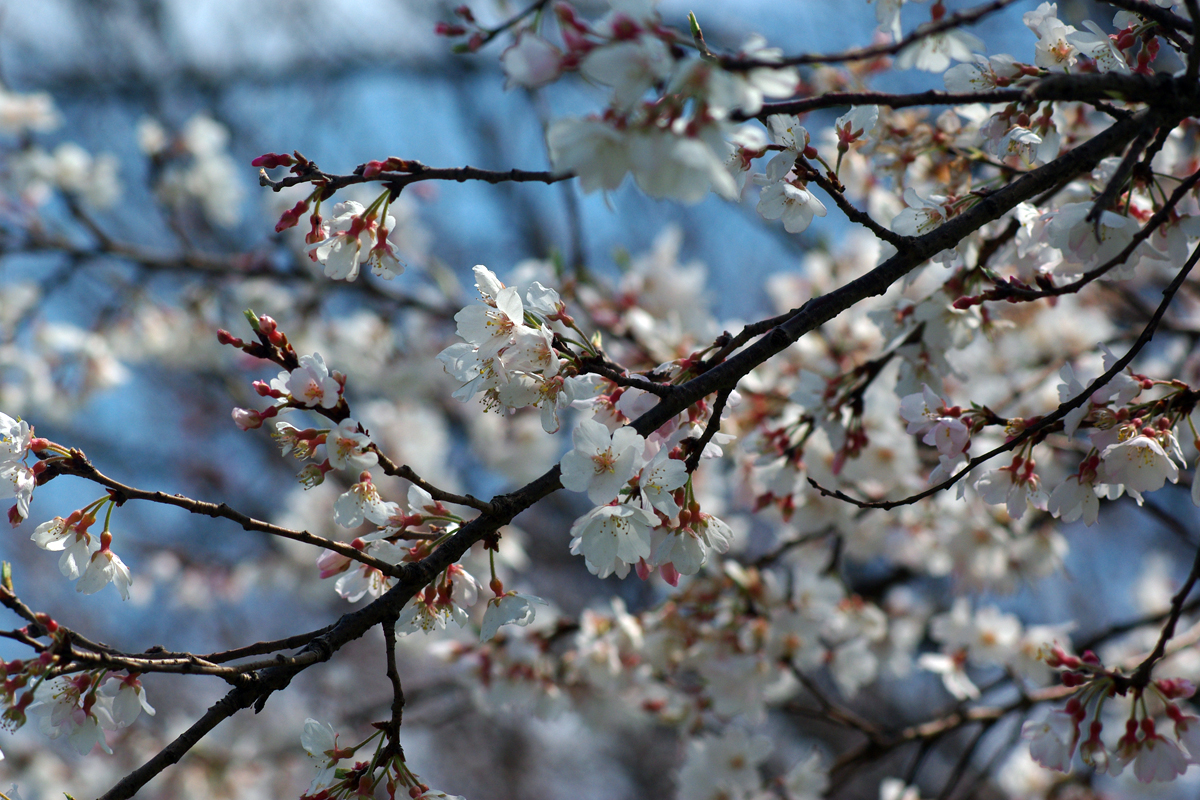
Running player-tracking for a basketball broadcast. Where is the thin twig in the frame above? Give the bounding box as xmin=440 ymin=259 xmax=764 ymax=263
xmin=1125 ymin=538 xmax=1200 ymax=689
xmin=56 ymin=450 xmax=400 ymax=575
xmin=803 ymin=158 xmax=909 ymax=248
xmin=373 ymin=450 xmax=493 ymax=512
xmin=684 ymin=389 xmax=732 ymax=473
xmin=261 ymin=160 xmax=570 ymax=194
xmin=720 ymin=0 xmax=1020 ymax=70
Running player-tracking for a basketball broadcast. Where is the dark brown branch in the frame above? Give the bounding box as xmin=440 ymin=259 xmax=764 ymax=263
xmin=1125 ymin=538 xmax=1200 ymax=689
xmin=1086 ymin=123 xmax=1155 ymax=227
xmin=684 ymin=389 xmax=732 ymax=473
xmin=830 ymin=685 xmax=1074 ymax=773
xmin=99 ymin=461 xmax=564 ymax=800
xmin=261 ymin=160 xmax=570 ymax=195
xmin=476 ymin=0 xmax=552 ymax=45
xmin=372 ymin=450 xmax=493 ymax=513
xmin=203 ymin=627 xmax=335 ymax=664
xmin=381 ymin=616 xmax=406 ymax=760
xmin=580 ymin=362 xmax=676 ymax=398
xmin=803 ymin=159 xmax=908 ymax=248
xmin=1101 ymin=0 xmax=1194 ymax=34
xmin=755 ymin=89 xmax=1025 ymax=119
xmin=790 ymin=665 xmax=881 ymax=739
xmin=761 ymin=71 xmax=1172 ymax=127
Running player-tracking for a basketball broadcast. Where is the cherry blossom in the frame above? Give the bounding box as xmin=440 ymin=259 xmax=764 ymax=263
xmin=1097 ymin=426 xmax=1180 ymax=497
xmin=277 ymin=352 xmax=341 ymax=409
xmin=453 ymin=282 xmax=533 ymax=360
xmin=896 ymin=23 xmax=983 ymax=72
xmin=1024 ymin=3 xmax=1079 ymax=71
xmin=634 ymin=447 xmax=687 ymax=517
xmin=333 ymin=472 xmax=397 ymax=528
xmin=899 ymin=385 xmax=970 ymax=457
xmin=1068 ymin=20 xmax=1130 ymax=72
xmin=560 ymin=418 xmax=646 ymax=505
xmin=1047 ymin=474 xmax=1100 ymax=526
xmin=325 ymin=418 xmax=379 ymax=473
xmin=568 ymin=502 xmax=656 ymax=579
xmin=892 ymin=189 xmax=948 ymax=237
xmin=1021 ymin=709 xmax=1078 ymax=772
xmin=943 ymin=54 xmax=1021 ymax=93
xmin=300 ymin=718 xmax=341 ymax=794
xmin=500 ymin=31 xmax=563 ymax=89
xmin=756 ymin=178 xmax=827 ymax=234
xmin=75 ymin=531 xmax=132 ymax=600
xmin=581 ymin=34 xmax=674 ymax=112
xmin=479 ymin=591 xmax=547 ymax=642
xmin=676 ymin=728 xmax=773 ymax=800
xmin=97 ymin=675 xmax=155 ymax=729
xmin=26 ymin=677 xmax=113 ymax=756
xmin=32 ymin=513 xmax=97 ymax=579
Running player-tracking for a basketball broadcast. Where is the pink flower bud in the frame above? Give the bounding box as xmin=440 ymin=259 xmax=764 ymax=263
xmin=232 ymin=407 xmax=264 ymax=431
xmin=316 ymin=549 xmax=351 ymax=578
xmin=275 ymin=200 xmax=308 ymax=232
xmin=216 ymin=329 xmax=244 ymax=347
xmin=252 ymin=152 xmax=295 ymax=169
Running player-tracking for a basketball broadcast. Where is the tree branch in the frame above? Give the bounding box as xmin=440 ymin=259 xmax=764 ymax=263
xmin=56 ymin=450 xmax=398 ymax=574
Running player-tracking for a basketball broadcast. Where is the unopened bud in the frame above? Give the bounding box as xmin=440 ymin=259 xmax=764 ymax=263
xmin=275 ymin=200 xmax=308 ymax=233
xmin=232 ymin=407 xmax=265 ymax=431
xmin=216 ymin=329 xmax=244 ymax=347
xmin=251 ymin=152 xmax=295 ymax=169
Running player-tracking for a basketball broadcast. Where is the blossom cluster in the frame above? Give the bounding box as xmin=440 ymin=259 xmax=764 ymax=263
xmin=11 ymin=0 xmax=1200 ymax=795
xmin=1022 ymin=651 xmax=1200 ymax=784
xmin=2 ymin=648 xmax=153 ymax=759
xmin=437 ymin=264 xmax=592 ymax=433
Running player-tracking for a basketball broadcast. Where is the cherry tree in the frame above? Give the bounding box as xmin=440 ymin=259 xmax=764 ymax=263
xmin=4 ymin=0 xmax=1200 ymax=797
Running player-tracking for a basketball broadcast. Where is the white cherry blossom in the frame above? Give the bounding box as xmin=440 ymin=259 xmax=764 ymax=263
xmin=1022 ymin=710 xmax=1078 ymax=771
xmin=97 ymin=676 xmax=155 ymax=729
xmin=500 ymin=32 xmax=563 ymax=89
xmin=76 ymin=533 xmax=132 ymax=600
xmin=581 ymin=35 xmax=674 ymax=112
xmin=560 ymin=419 xmax=646 ymax=505
xmin=568 ymin=502 xmax=656 ymax=579
xmin=547 ymin=117 xmax=632 ymax=194
xmin=325 ymin=418 xmax=378 ymax=473
xmin=1098 ymin=427 xmax=1179 ymax=497
xmin=480 ymin=591 xmax=547 ymax=642
xmin=32 ymin=515 xmax=97 ymax=579
xmin=277 ymin=352 xmax=340 ymax=409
